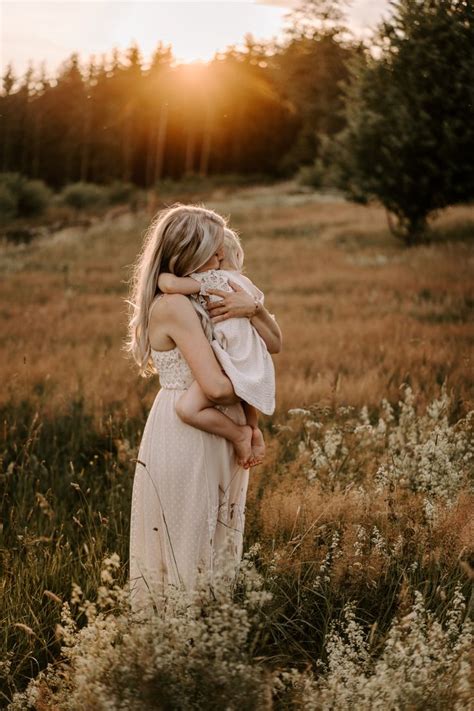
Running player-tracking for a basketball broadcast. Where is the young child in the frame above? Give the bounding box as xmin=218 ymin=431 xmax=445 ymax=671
xmin=157 ymin=228 xmax=275 ymax=469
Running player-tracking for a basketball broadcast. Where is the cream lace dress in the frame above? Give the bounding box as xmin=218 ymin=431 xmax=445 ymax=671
xmin=190 ymin=269 xmax=276 ymax=415
xmin=129 ymin=300 xmax=249 ymax=617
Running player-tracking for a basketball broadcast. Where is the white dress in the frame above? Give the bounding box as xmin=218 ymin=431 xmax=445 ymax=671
xmin=190 ymin=269 xmax=276 ymax=416
xmin=128 ymin=305 xmax=249 ymax=618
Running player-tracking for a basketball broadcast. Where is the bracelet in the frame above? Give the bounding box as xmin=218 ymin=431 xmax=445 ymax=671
xmin=251 ymin=295 xmax=262 ymax=317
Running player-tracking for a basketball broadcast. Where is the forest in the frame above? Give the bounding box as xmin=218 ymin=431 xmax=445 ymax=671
xmin=0 ymin=5 xmax=355 ymax=187
xmin=1 ymin=0 xmax=473 ymax=242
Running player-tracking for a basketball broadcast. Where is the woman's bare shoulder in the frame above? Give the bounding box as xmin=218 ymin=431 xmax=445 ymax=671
xmin=150 ymin=293 xmax=197 ymax=329
xmin=150 ymin=292 xmax=190 ymax=315
xmin=149 ymin=294 xmax=197 ymax=349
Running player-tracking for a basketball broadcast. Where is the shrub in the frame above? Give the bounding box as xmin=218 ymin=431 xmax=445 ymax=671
xmin=59 ymin=182 xmax=107 ymax=210
xmin=0 ymin=172 xmax=51 ymax=221
xmin=16 ymin=179 xmax=52 ymax=217
xmin=297 ymin=158 xmax=325 ymax=189
xmin=105 ymin=180 xmax=136 ymax=205
xmin=0 ymin=172 xmax=23 ymax=196
xmin=0 ymin=183 xmax=17 ymax=224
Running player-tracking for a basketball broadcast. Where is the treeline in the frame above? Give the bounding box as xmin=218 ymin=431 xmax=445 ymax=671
xmin=0 ymin=4 xmax=357 ymax=189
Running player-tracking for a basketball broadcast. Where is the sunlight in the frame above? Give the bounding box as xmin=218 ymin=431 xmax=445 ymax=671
xmin=107 ymin=2 xmax=288 ymax=66
xmin=3 ymin=1 xmax=392 ymax=77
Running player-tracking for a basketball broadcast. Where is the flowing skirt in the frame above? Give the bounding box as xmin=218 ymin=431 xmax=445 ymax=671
xmin=129 ymin=387 xmax=249 ymax=616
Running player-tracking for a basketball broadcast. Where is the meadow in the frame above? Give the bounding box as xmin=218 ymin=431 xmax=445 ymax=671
xmin=1 ymin=181 xmax=473 ymax=708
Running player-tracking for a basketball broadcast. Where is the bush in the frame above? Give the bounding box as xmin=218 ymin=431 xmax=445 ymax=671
xmin=0 ymin=173 xmax=52 ymax=221
xmin=17 ymin=179 xmax=52 ymax=217
xmin=0 ymin=183 xmax=18 ymax=224
xmin=105 ymin=180 xmax=136 ymax=205
xmin=155 ymin=173 xmax=273 ymax=196
xmin=59 ymin=182 xmax=107 ymax=210
xmin=0 ymin=172 xmax=23 ymax=194
xmin=297 ymin=158 xmax=325 ymax=189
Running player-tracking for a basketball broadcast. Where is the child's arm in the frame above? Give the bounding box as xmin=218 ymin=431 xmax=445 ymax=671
xmin=158 ymin=272 xmax=200 ymax=295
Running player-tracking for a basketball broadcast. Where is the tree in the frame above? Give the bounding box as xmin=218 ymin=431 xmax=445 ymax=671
xmin=271 ymin=0 xmax=357 ymax=174
xmin=333 ymin=0 xmax=474 ymax=245
xmin=284 ymin=0 xmax=349 ymax=40
xmin=1 ymin=64 xmax=17 ymax=172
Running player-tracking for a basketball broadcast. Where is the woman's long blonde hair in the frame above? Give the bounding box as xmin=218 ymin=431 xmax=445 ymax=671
xmin=124 ymin=202 xmax=227 ymax=377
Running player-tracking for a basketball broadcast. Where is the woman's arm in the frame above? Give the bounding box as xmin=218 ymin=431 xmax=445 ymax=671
xmin=151 ymin=293 xmax=240 ymax=405
xmin=249 ymin=306 xmax=283 ymax=355
xmin=157 ymin=272 xmax=200 ymax=295
xmin=205 ymin=281 xmax=282 ymax=354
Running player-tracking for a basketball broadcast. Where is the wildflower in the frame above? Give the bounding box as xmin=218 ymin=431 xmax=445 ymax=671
xmin=288 ymin=408 xmax=312 ymax=417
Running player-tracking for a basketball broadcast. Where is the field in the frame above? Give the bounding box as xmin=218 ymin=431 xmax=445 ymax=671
xmin=1 ymin=181 xmax=473 ymax=708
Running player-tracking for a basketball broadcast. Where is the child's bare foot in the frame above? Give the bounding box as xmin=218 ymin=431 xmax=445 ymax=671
xmin=248 ymin=427 xmax=266 ymax=467
xmin=233 ymin=425 xmax=253 ymax=468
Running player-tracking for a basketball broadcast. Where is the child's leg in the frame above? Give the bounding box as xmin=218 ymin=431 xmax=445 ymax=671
xmin=242 ymin=401 xmax=266 ymax=467
xmin=176 ymin=381 xmax=252 ymax=468
xmin=242 ymin=401 xmax=258 ymax=429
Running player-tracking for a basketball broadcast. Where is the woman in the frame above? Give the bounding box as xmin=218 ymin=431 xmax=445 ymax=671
xmin=125 ymin=203 xmax=282 ymax=616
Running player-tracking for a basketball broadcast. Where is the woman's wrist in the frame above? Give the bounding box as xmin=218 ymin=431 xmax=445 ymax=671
xmin=249 ymin=296 xmax=263 ymax=319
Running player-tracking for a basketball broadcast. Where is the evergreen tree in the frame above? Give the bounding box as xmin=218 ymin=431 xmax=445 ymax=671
xmin=333 ymin=0 xmax=474 ymax=244
xmin=271 ymin=0 xmax=356 ymax=174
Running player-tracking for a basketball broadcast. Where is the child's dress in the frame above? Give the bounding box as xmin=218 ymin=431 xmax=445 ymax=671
xmin=190 ymin=269 xmax=275 ymax=415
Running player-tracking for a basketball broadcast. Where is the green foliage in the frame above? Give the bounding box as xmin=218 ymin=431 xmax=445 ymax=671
xmin=59 ymin=181 xmax=108 ymax=210
xmin=296 ymin=134 xmax=342 ymax=189
xmin=0 ymin=184 xmax=17 ymax=224
xmin=155 ymin=173 xmax=273 ymax=195
xmin=0 ymin=40 xmax=298 ymax=187
xmin=297 ymin=158 xmax=326 ymax=188
xmin=16 ymin=179 xmax=52 ymax=217
xmin=0 ymin=172 xmax=23 ymax=196
xmin=0 ymin=398 xmax=138 ymax=702
xmin=0 ymin=172 xmax=52 ymax=221
xmin=333 ymin=0 xmax=474 ymax=243
xmin=272 ymin=32 xmax=356 ymax=174
xmin=105 ymin=180 xmax=136 ymax=205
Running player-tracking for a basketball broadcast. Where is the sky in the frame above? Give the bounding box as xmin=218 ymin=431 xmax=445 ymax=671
xmin=1 ymin=0 xmax=391 ymax=79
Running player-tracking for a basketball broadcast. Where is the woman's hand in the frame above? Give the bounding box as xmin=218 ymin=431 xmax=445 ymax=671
xmin=205 ymin=280 xmax=256 ymax=323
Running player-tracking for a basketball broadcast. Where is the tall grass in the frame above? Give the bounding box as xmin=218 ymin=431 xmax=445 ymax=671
xmin=1 ymin=183 xmax=473 ymax=706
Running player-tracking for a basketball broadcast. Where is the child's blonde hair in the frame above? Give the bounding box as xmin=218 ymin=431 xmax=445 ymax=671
xmin=222 ymin=227 xmax=244 ymax=271
xmin=125 ymin=202 xmax=226 ymax=376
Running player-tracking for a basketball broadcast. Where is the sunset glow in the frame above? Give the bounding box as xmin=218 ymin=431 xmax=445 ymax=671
xmin=2 ymin=1 xmax=289 ymax=75
xmin=2 ymin=1 xmax=390 ymax=77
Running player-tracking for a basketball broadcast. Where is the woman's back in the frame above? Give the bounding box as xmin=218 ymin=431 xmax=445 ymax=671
xmin=148 ymin=294 xmax=177 ymax=352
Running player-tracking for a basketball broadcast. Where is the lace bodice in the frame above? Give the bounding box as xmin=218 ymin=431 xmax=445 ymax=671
xmin=151 ymin=346 xmax=194 ymax=390
xmin=151 ymin=346 xmax=232 ymax=417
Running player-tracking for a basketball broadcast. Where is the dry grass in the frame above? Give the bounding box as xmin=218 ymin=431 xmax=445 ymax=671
xmin=1 ymin=181 xmax=473 ymax=704
xmin=1 ymin=183 xmax=472 ymax=419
